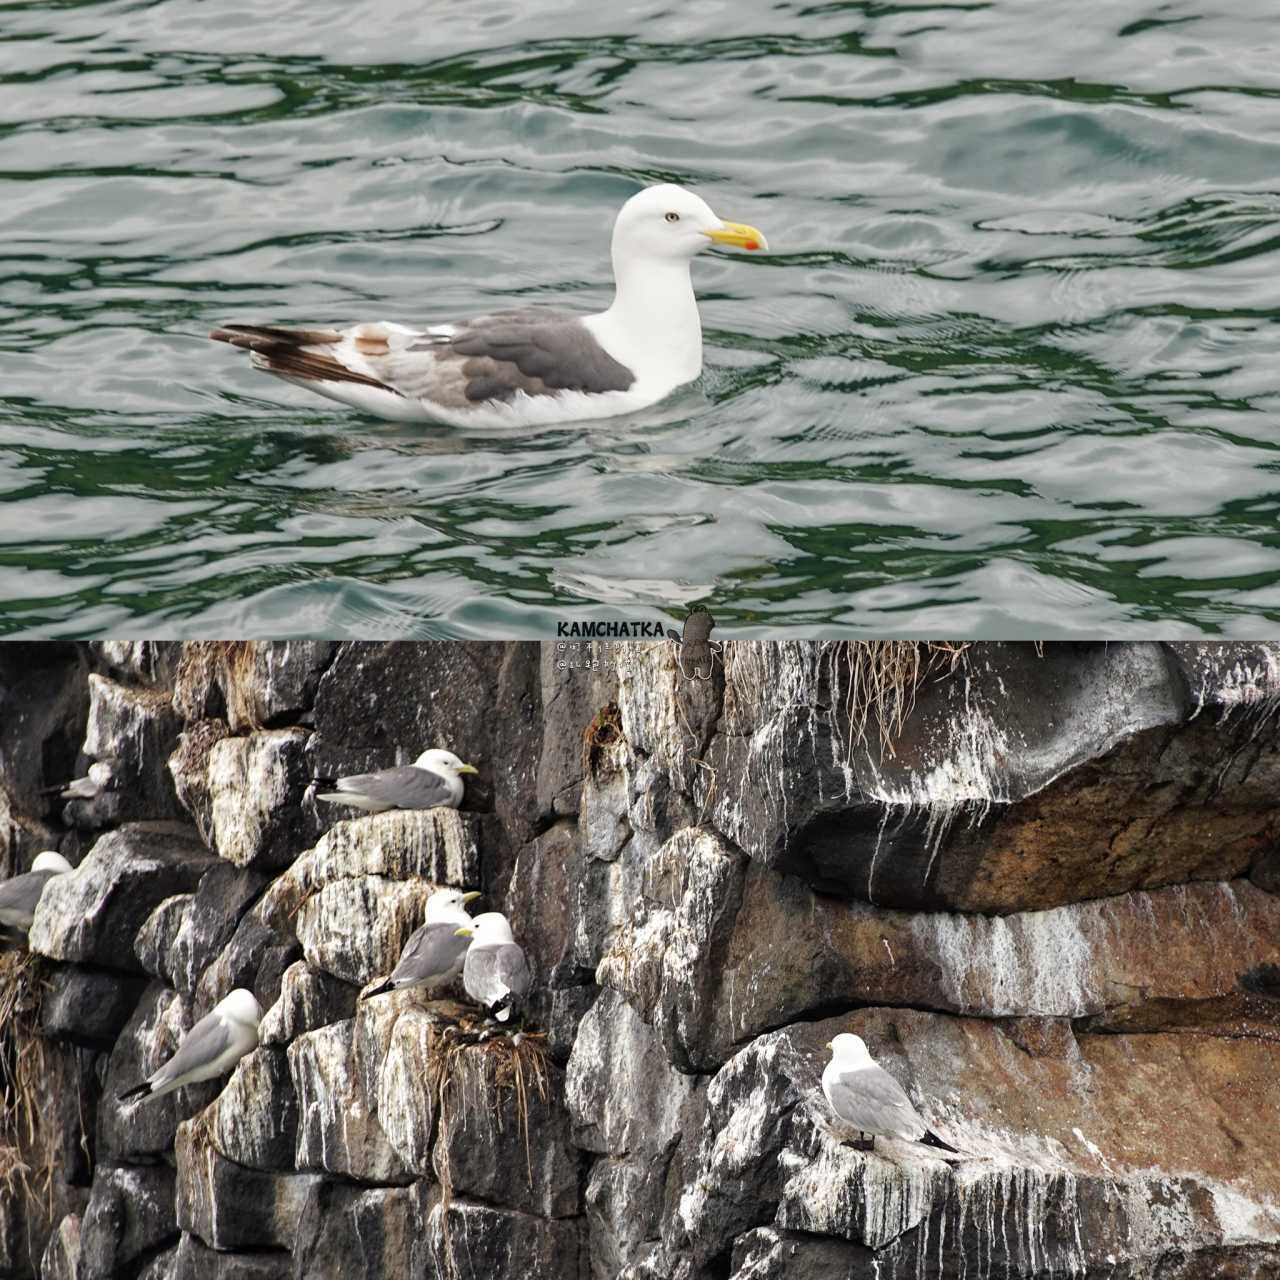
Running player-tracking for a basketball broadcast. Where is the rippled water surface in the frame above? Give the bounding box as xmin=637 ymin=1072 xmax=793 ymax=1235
xmin=4 ymin=0 xmax=1280 ymax=636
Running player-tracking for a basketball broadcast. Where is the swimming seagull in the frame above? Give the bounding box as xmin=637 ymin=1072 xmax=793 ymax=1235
xmin=209 ymin=184 xmax=767 ymax=427
xmin=119 ymin=988 xmax=262 ymax=1103
xmin=314 ymin=748 xmax=477 ymax=814
xmin=456 ymin=912 xmax=531 ymax=1024
xmin=0 ymin=851 xmax=73 ymax=935
xmin=362 ymin=888 xmax=482 ymax=1000
xmin=821 ymin=1033 xmax=959 ymax=1154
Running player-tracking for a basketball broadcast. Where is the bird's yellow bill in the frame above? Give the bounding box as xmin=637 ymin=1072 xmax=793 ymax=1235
xmin=456 ymin=763 xmax=479 ymax=775
xmin=705 ymin=221 xmax=768 ymax=252
xmin=455 ymin=926 xmax=474 ymax=937
xmin=462 ymin=891 xmax=482 ymax=904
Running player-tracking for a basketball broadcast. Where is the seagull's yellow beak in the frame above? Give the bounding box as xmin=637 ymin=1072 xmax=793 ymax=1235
xmin=461 ymin=891 xmax=482 ymax=904
xmin=704 ymin=221 xmax=768 ymax=252
xmin=455 ymin=926 xmax=474 ymax=938
xmin=456 ymin=763 xmax=479 ymax=775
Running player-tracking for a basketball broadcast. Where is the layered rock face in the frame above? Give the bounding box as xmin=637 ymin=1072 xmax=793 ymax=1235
xmin=2 ymin=640 xmax=1278 ymax=1279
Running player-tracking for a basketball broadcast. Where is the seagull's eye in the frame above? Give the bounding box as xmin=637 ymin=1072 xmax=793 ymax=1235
xmin=665 ymin=212 xmax=680 ymax=223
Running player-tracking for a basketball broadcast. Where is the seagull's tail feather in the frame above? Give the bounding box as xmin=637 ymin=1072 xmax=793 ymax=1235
xmin=920 ymin=1130 xmax=960 ymax=1154
xmin=118 ymin=1080 xmax=153 ymax=1102
xmin=362 ymin=978 xmax=395 ymax=1001
xmin=210 ymin=325 xmax=397 ymax=393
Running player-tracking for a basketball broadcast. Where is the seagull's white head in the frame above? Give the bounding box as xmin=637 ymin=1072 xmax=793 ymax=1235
xmin=217 ymin=988 xmax=263 ymax=1028
xmin=413 ymin=748 xmax=478 ymax=778
xmin=31 ymin=851 xmax=73 ymax=874
xmin=827 ymin=1033 xmax=874 ymax=1069
xmin=455 ymin=911 xmax=516 ymax=946
xmin=425 ymin=887 xmax=482 ymax=922
xmin=612 ymin=184 xmax=768 ymax=264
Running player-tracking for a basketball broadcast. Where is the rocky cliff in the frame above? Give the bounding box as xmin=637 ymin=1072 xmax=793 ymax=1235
xmin=1 ymin=640 xmax=1277 ymax=1280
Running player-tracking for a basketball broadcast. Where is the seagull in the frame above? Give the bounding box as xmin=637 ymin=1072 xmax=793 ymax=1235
xmin=821 ymin=1033 xmax=959 ymax=1154
xmin=313 ymin=748 xmax=477 ymax=814
xmin=59 ymin=760 xmax=116 ymax=801
xmin=209 ymin=183 xmax=767 ymax=427
xmin=362 ymin=888 xmax=482 ymax=1000
xmin=456 ymin=912 xmax=531 ymax=1024
xmin=119 ymin=988 xmax=262 ymax=1103
xmin=0 ymin=851 xmax=73 ymax=935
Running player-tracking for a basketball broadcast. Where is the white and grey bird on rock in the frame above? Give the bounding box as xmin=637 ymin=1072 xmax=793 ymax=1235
xmin=457 ymin=912 xmax=531 ymax=1024
xmin=210 ymin=184 xmax=768 ymax=427
xmin=362 ymin=887 xmax=482 ymax=1000
xmin=0 ymin=851 xmax=73 ymax=935
xmin=821 ymin=1033 xmax=959 ymax=1154
xmin=119 ymin=988 xmax=262 ymax=1103
xmin=314 ymin=748 xmax=477 ymax=814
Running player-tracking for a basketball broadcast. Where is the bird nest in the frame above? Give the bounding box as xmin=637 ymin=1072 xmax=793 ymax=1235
xmin=0 ymin=951 xmax=58 ymax=1229
xmin=419 ymin=1008 xmax=550 ymax=1279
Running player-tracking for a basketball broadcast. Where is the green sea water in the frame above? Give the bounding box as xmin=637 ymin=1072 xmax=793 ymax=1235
xmin=2 ymin=0 xmax=1279 ymax=637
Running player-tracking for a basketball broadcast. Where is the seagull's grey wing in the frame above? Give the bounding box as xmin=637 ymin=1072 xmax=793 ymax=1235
xmin=373 ymin=309 xmax=636 ymax=407
xmin=0 ymin=870 xmax=55 ymax=929
xmin=391 ymin=921 xmax=470 ymax=986
xmin=826 ymin=1065 xmax=925 ymax=1139
xmin=150 ymin=1011 xmax=234 ymax=1091
xmin=492 ymin=943 xmax=532 ymax=998
xmin=336 ymin=766 xmax=453 ymax=810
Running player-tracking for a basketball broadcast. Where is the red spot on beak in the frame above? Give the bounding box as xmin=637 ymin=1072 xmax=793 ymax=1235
xmin=745 ymin=240 xmax=759 ymax=251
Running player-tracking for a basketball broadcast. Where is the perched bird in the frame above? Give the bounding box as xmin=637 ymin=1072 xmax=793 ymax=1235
xmin=119 ymin=989 xmax=262 ymax=1103
xmin=209 ymin=183 xmax=767 ymax=427
xmin=821 ymin=1033 xmax=958 ymax=1154
xmin=362 ymin=888 xmax=482 ymax=1000
xmin=0 ymin=851 xmax=73 ymax=935
xmin=314 ymin=748 xmax=477 ymax=814
xmin=457 ymin=912 xmax=531 ymax=1024
xmin=59 ymin=759 xmax=116 ymax=800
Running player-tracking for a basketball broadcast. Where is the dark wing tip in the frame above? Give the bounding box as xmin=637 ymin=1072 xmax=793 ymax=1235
xmin=118 ymin=1081 xmax=152 ymax=1102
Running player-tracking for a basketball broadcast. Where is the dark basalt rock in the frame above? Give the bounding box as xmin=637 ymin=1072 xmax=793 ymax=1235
xmin=79 ymin=1164 xmax=177 ymax=1278
xmin=167 ymin=1233 xmax=292 ymax=1280
xmin=414 ymin=1193 xmax=587 ymax=1280
xmin=289 ymin=1181 xmax=416 ymax=1280
xmin=41 ymin=965 xmax=148 ymax=1048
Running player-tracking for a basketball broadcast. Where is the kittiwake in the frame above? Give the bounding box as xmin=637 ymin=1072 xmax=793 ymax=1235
xmin=119 ymin=988 xmax=262 ymax=1103
xmin=362 ymin=888 xmax=482 ymax=1000
xmin=822 ymin=1033 xmax=959 ymax=1154
xmin=457 ymin=912 xmax=531 ymax=1024
xmin=314 ymin=748 xmax=477 ymax=814
xmin=209 ymin=184 xmax=767 ymax=427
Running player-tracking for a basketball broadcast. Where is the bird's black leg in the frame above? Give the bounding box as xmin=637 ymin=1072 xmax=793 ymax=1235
xmin=855 ymin=1132 xmax=874 ymax=1152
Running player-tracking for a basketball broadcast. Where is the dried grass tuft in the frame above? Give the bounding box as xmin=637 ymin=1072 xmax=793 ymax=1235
xmin=424 ymin=1015 xmax=550 ymax=1279
xmin=174 ymin=641 xmax=261 ymax=728
xmin=0 ymin=951 xmax=57 ymax=1227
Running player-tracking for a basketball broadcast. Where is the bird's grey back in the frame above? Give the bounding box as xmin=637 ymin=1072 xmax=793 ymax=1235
xmin=825 ymin=1064 xmax=925 ymax=1140
xmin=0 ymin=869 xmax=58 ymax=925
xmin=336 ymin=765 xmax=455 ymax=810
xmin=150 ymin=1010 xmax=237 ymax=1091
xmin=378 ymin=308 xmax=635 ymax=408
xmin=392 ymin=920 xmax=471 ymax=984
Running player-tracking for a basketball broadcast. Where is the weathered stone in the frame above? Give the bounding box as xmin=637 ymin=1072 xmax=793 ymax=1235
xmin=135 ymin=893 xmax=195 ymax=988
xmin=507 ymin=820 xmax=587 ymax=1036
xmin=537 ymin=642 xmax=620 ymax=818
xmin=172 ymin=640 xmax=332 ymax=731
xmin=259 ymin=960 xmax=357 ymax=1047
xmin=29 ymin=824 xmax=217 ymax=972
xmin=38 ymin=1213 xmax=81 ymax=1280
xmin=83 ymin=673 xmax=183 ymax=820
xmin=167 ymin=717 xmax=231 ymax=847
xmin=94 ymin=641 xmax=182 ymax=688
xmin=40 ymin=965 xmax=147 ymax=1048
xmin=193 ymin=902 xmax=299 ymax=1019
xmin=176 ymin=1118 xmax=320 ymax=1252
xmin=295 ymin=876 xmax=436 ymax=988
xmin=98 ymin=984 xmax=219 ymax=1160
xmin=567 ymin=990 xmax=702 ymax=1158
xmin=415 ymin=1194 xmax=585 ymax=1280
xmin=585 ymin=1156 xmax=671 ymax=1280
xmin=208 ymin=729 xmax=318 ymax=871
xmin=290 ymin=1181 xmax=416 ymax=1280
xmin=289 ymin=1012 xmax=410 ymax=1184
xmin=168 ymin=1232 xmax=292 ymax=1280
xmin=208 ymin=1047 xmax=298 ymax=1170
xmin=79 ymin=1164 xmax=177 ymax=1278
xmin=617 ymin=641 xmax=1280 ymax=913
